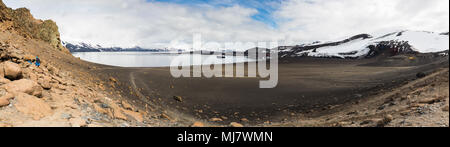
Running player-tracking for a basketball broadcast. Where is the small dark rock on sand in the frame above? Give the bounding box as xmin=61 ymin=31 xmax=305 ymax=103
xmin=173 ymin=96 xmax=183 ymax=102
xmin=416 ymin=72 xmax=426 ymax=78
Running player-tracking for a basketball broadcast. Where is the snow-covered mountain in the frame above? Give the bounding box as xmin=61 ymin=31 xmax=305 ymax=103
xmin=279 ymin=30 xmax=449 ymax=59
xmin=63 ymin=42 xmax=169 ymax=53
xmin=65 ymin=30 xmax=449 ymax=58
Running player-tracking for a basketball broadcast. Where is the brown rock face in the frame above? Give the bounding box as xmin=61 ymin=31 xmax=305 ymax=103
xmin=3 ymin=61 xmax=22 ymax=80
xmin=0 ymin=0 xmax=68 ymax=53
xmin=14 ymin=93 xmax=52 ymax=120
xmin=2 ymin=79 xmax=43 ymax=97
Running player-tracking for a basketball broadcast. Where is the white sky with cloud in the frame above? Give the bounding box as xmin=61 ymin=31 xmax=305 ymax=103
xmin=4 ymin=0 xmax=449 ymax=50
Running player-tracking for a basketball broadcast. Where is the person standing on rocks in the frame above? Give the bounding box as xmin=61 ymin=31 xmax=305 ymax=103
xmin=35 ymin=56 xmax=41 ymax=67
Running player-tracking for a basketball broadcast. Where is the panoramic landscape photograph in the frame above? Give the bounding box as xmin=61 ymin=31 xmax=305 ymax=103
xmin=0 ymin=0 xmax=448 ymax=133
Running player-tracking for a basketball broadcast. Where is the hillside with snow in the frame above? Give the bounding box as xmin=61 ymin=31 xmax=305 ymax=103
xmin=63 ymin=42 xmax=169 ymax=53
xmin=280 ymin=31 xmax=449 ymax=59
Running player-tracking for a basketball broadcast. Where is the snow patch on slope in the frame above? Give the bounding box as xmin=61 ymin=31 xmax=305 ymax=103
xmin=381 ymin=31 xmax=449 ymax=53
xmin=296 ymin=31 xmax=449 ymax=58
xmin=299 ymin=38 xmax=373 ymax=58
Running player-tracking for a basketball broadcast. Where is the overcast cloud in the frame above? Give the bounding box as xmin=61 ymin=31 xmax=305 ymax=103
xmin=4 ymin=0 xmax=449 ymax=50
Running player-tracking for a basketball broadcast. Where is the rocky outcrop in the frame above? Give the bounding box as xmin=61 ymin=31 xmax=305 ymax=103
xmin=2 ymin=79 xmax=43 ymax=97
xmin=14 ymin=93 xmax=52 ymax=120
xmin=0 ymin=0 xmax=68 ymax=53
xmin=2 ymin=61 xmax=22 ymax=80
xmin=0 ymin=1 xmax=154 ymax=127
xmin=366 ymin=40 xmax=416 ymax=58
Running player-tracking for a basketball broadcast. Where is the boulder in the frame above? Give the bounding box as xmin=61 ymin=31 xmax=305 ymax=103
xmin=191 ymin=122 xmax=205 ymax=127
xmin=14 ymin=93 xmax=52 ymax=120
xmin=240 ymin=118 xmax=249 ymax=122
xmin=416 ymin=72 xmax=426 ymax=78
xmin=230 ymin=122 xmax=244 ymax=127
xmin=3 ymin=61 xmax=23 ymax=80
xmin=2 ymin=79 xmax=43 ymax=97
xmin=376 ymin=115 xmax=394 ymax=127
xmin=173 ymin=96 xmax=183 ymax=102
xmin=209 ymin=118 xmax=223 ymax=122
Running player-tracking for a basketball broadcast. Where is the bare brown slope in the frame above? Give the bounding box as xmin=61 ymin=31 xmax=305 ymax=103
xmin=0 ymin=1 xmax=160 ymax=127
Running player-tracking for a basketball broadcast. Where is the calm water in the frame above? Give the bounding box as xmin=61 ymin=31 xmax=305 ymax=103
xmin=72 ymin=52 xmax=256 ymax=67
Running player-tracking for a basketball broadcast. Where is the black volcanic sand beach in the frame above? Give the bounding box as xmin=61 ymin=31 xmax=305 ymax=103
xmin=98 ymin=54 xmax=449 ymax=124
